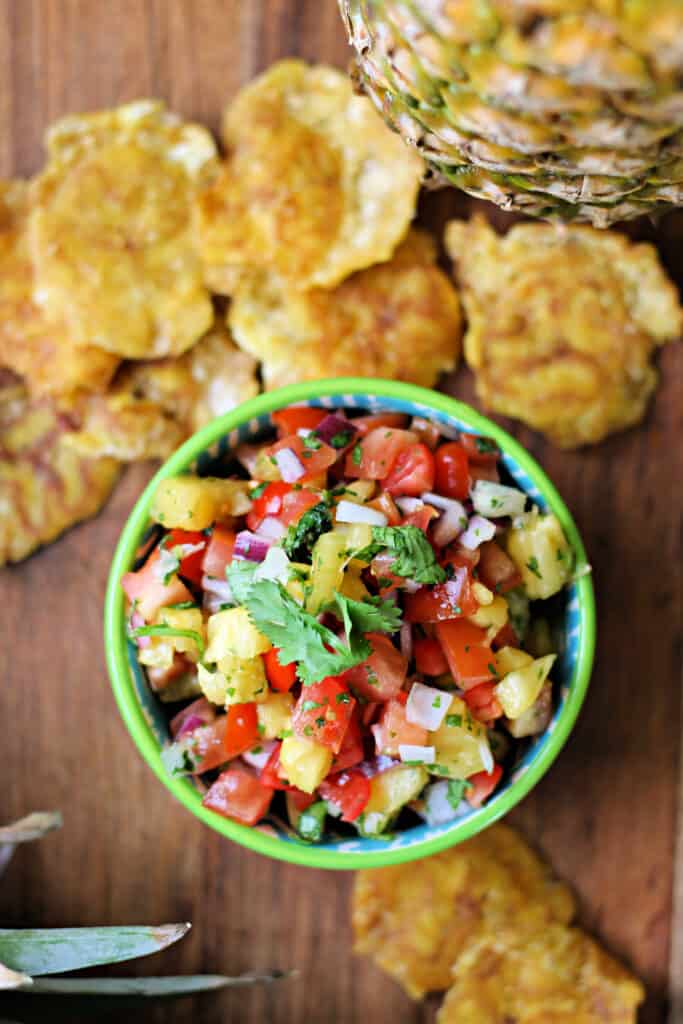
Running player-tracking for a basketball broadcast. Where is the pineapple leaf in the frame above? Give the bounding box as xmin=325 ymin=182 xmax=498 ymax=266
xmin=22 ymin=969 xmax=295 ymax=997
xmin=0 ymin=813 xmax=63 ymax=845
xmin=0 ymin=924 xmax=190 ymax=977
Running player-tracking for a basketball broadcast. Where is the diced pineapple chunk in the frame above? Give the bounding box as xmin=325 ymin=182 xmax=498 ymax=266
xmin=357 ymin=765 xmax=428 ymax=837
xmin=204 ymin=606 xmax=271 ymax=662
xmin=506 ymin=510 xmax=573 ymax=600
xmin=494 ymin=645 xmax=533 ymax=677
xmin=333 ymin=522 xmax=373 ymax=556
xmin=429 ymin=697 xmax=492 ymax=779
xmin=254 ymin=449 xmax=281 ymax=482
xmin=471 ymin=581 xmax=494 ymax=606
xmin=467 ymin=594 xmax=508 ymax=638
xmin=338 ymin=480 xmax=376 ymax=503
xmin=495 ymin=654 xmax=556 ymax=719
xmin=150 ymin=475 xmax=251 ymax=530
xmin=138 ymin=637 xmax=174 ymax=670
xmin=279 ymin=736 xmax=333 ymax=793
xmin=156 ymin=606 xmax=205 ymax=662
xmin=339 ymin=568 xmax=370 ymax=602
xmin=257 ymin=692 xmax=294 ymax=740
xmin=306 ymin=531 xmax=348 ymax=613
xmin=198 ymin=655 xmax=268 ymax=706
xmin=506 ymin=681 xmax=553 ymax=738
xmin=197 ymin=662 xmax=230 ymax=705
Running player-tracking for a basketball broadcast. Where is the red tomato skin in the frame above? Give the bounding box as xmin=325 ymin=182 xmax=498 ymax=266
xmin=289 ymin=789 xmax=316 ymax=813
xmin=246 ymin=482 xmax=291 ymax=532
xmin=202 ymin=767 xmax=274 ymax=825
xmin=262 ymin=648 xmax=297 ymax=692
xmin=166 ymin=529 xmax=207 ymax=585
xmin=267 ymin=435 xmax=337 ymax=482
xmin=368 ymin=491 xmax=402 ymax=526
xmin=382 ymin=443 xmax=435 ymax=497
xmin=345 ymin=428 xmax=418 ymax=480
xmin=477 ymin=541 xmax=522 ymax=594
xmin=272 ymin=407 xmax=327 ymax=437
xmin=434 ymin=442 xmax=470 ymax=500
xmin=292 ymin=677 xmax=355 ymax=754
xmin=404 ymin=574 xmax=479 ymax=623
xmin=280 ymin=488 xmax=321 ymax=525
xmin=435 ymin=619 xmax=496 ymax=690
xmin=331 ymin=712 xmax=365 ymax=773
xmin=223 ymin=703 xmax=259 ymax=760
xmin=122 ymin=549 xmax=193 ymax=622
xmin=191 ymin=718 xmax=230 ymax=774
xmin=201 ymin=526 xmax=236 ymax=579
xmin=458 ymin=433 xmax=500 ymax=465
xmin=371 ymin=699 xmax=428 ymax=757
xmin=343 ymin=633 xmax=408 ymax=702
xmin=469 ymin=462 xmax=500 ymax=484
xmin=466 ymin=764 xmax=503 ymax=808
xmin=401 ymin=504 xmax=439 ymax=533
xmin=260 ymin=743 xmax=293 ymax=791
xmin=463 ymin=682 xmax=503 ymax=722
xmin=352 ymin=413 xmax=409 ymax=436
xmin=492 ymin=622 xmax=519 ymax=650
xmin=319 ymin=769 xmax=371 ymax=822
xmin=413 ymin=636 xmax=449 ymax=676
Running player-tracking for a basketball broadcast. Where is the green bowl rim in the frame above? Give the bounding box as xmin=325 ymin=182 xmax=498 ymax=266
xmin=104 ymin=377 xmax=595 ymax=870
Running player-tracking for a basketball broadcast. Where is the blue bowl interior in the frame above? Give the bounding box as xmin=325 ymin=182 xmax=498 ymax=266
xmin=125 ymin=392 xmax=583 ymax=855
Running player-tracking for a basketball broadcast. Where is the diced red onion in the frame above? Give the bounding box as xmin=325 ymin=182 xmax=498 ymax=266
xmin=359 ymin=755 xmax=398 ymax=778
xmin=400 ymin=622 xmax=413 ymax=662
xmin=406 ymin=682 xmax=453 ymax=730
xmin=274 ymin=447 xmax=305 ymax=483
xmin=470 ymin=480 xmax=526 ymax=518
xmin=201 ymin=575 xmax=234 ymax=602
xmin=313 ymin=413 xmax=358 ymax=449
xmin=459 ymin=514 xmax=497 ymax=551
xmin=130 ymin=610 xmax=150 ymax=647
xmin=335 ymin=499 xmax=387 ymax=526
xmin=233 ymin=530 xmax=271 ymax=562
xmin=257 ymin=516 xmax=287 ymax=541
xmin=170 ymin=697 xmax=215 ymax=738
xmin=234 ymin=442 xmax=261 ymax=475
xmin=395 ymin=496 xmax=423 ymax=514
xmin=242 ymin=739 xmax=278 ymax=772
xmin=399 ymin=744 xmax=435 ymax=764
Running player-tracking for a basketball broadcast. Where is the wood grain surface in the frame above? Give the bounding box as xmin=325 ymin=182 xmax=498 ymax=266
xmin=0 ymin=3 xmax=681 ymax=1023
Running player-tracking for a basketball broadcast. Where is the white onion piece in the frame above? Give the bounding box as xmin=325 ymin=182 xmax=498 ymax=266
xmin=335 ymin=499 xmax=387 ymax=526
xmin=479 ymin=739 xmax=495 ymax=775
xmin=395 ymin=496 xmax=423 ymax=514
xmin=459 ymin=514 xmax=497 ymax=551
xmin=257 ymin=516 xmax=287 ymax=541
xmin=274 ymin=446 xmax=305 ymax=483
xmin=423 ymin=781 xmax=470 ymax=826
xmin=254 ymin=546 xmax=291 ymax=584
xmin=432 ymin=505 xmax=468 ymax=548
xmin=151 ymin=545 xmax=180 ymax=581
xmin=399 ymin=744 xmax=436 ymax=764
xmin=400 ymin=622 xmax=413 ymax=662
xmin=201 ymin=575 xmax=234 ymax=613
xmin=420 ymin=491 xmax=465 ymax=513
xmin=242 ymin=740 xmax=278 ymax=772
xmin=471 ymin=480 xmax=526 ymax=518
xmin=406 ymin=682 xmax=453 ymax=730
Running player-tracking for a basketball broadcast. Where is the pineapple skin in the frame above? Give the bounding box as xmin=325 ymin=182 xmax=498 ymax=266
xmin=339 ymin=0 xmax=683 ymax=224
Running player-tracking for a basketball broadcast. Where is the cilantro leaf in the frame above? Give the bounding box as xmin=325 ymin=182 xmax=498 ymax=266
xmin=446 ymin=778 xmax=471 ymax=810
xmin=355 ymin=525 xmax=446 ymax=584
xmin=282 ymin=502 xmax=332 ymax=564
xmin=331 ymin=592 xmax=402 ymax=639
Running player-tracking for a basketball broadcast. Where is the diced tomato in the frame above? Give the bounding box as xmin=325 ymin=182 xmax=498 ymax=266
xmin=260 ymin=743 xmax=293 ymax=791
xmin=435 ymin=619 xmax=496 ymax=690
xmin=370 ymin=552 xmax=406 ymax=595
xmin=469 ymin=463 xmax=500 ymax=483
xmin=368 ymin=491 xmax=402 ymax=526
xmin=280 ymin=488 xmax=320 ymax=525
xmin=202 ymin=767 xmax=274 ymax=825
xmin=292 ymin=677 xmax=356 ymax=753
xmin=492 ymin=622 xmax=519 ymax=650
xmin=267 ymin=435 xmax=338 ymax=482
xmin=223 ymin=703 xmax=260 ymax=760
xmin=343 ymin=633 xmax=407 ymax=702
xmin=477 ymin=541 xmax=522 ymax=594
xmin=166 ymin=529 xmax=206 ymax=586
xmin=409 ymin=417 xmax=441 ymax=450
xmin=443 ymin=544 xmax=480 ymax=571
xmin=401 ymin=504 xmax=439 ymax=533
xmin=382 ymin=443 xmax=435 ymax=497
xmin=272 ymin=407 xmax=328 ymax=437
xmin=289 ymin=789 xmax=316 ymax=813
xmin=319 ymin=768 xmax=371 ymax=822
xmin=146 ymin=654 xmax=193 ymax=693
xmin=331 ymin=711 xmax=364 ymax=772
xmin=361 ymin=702 xmax=381 ymax=726
xmin=262 ymin=648 xmax=297 ymax=692
xmin=246 ymin=481 xmax=292 ymax=532
xmin=463 ymin=682 xmax=503 ymax=722
xmin=170 ymin=696 xmax=215 ymax=737
xmin=190 ymin=717 xmax=231 ymax=774
xmin=434 ymin=442 xmax=470 ymax=500
xmin=201 ymin=525 xmax=236 ymax=579
xmin=404 ymin=570 xmax=479 ymax=623
xmin=458 ymin=433 xmax=500 ymax=465
xmin=414 ymin=635 xmax=449 ymax=676
xmin=121 ymin=549 xmax=193 ymax=622
xmin=371 ymin=699 xmax=428 ymax=757
xmin=466 ymin=765 xmax=503 ymax=808
xmin=351 ymin=413 xmax=409 ymax=436
xmin=345 ymin=428 xmax=418 ymax=480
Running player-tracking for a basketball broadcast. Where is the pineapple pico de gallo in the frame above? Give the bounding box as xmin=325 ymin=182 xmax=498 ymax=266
xmin=122 ymin=405 xmax=574 ymax=841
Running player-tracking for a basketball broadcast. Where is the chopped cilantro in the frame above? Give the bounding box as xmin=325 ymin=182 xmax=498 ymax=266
xmin=446 ymin=713 xmax=463 ymax=728
xmin=474 ymin=436 xmax=499 ymax=455
xmin=302 ymin=700 xmax=323 ymax=712
xmin=167 ymin=600 xmax=198 ymax=610
xmin=351 ymin=444 xmax=362 ymax=466
xmin=250 ymin=482 xmax=268 ymax=499
xmin=330 ymin=430 xmax=353 ymax=449
xmin=303 ymin=434 xmax=322 ymax=450
xmin=336 ymin=692 xmax=351 ymax=704
xmin=432 ymin=696 xmax=442 ymax=708
xmin=487 ymin=662 xmax=498 ymax=677
xmin=446 ymin=778 xmax=471 ymax=809
xmin=355 ymin=525 xmax=446 ymax=584
xmin=526 ymin=556 xmax=542 ymax=579
xmin=282 ymin=502 xmax=333 ymax=563
xmin=304 ymin=725 xmax=313 ymax=737
xmin=127 ymin=623 xmax=205 ymax=658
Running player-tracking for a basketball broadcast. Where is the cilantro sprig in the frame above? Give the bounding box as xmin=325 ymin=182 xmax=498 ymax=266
xmin=355 ymin=525 xmax=446 ymax=584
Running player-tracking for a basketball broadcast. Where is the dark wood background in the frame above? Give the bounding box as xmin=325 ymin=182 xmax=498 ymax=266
xmin=0 ymin=3 xmax=681 ymax=1022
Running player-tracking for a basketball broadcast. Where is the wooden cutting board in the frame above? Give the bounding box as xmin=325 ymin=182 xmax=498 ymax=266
xmin=0 ymin=3 xmax=680 ymax=1022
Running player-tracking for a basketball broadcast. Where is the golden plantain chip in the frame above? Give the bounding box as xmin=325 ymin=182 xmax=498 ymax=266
xmin=228 ymin=229 xmax=462 ymax=390
xmin=63 ymin=322 xmax=259 ymax=460
xmin=445 ymin=215 xmax=682 ymax=448
xmin=352 ymin=824 xmax=575 ymax=999
xmin=30 ymin=100 xmax=217 ymax=359
xmin=196 ymin=59 xmax=424 ymax=293
xmin=437 ymin=923 xmax=644 ymax=1024
xmin=0 ymin=180 xmax=119 ymax=398
xmin=0 ymin=370 xmax=119 ymax=566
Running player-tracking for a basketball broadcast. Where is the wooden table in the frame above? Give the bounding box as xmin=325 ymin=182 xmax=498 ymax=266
xmin=0 ymin=3 xmax=681 ymax=1022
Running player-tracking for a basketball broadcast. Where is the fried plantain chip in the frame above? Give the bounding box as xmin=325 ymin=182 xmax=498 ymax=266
xmin=437 ymin=923 xmax=644 ymax=1024
xmin=0 ymin=371 xmax=119 ymax=566
xmin=30 ymin=100 xmax=217 ymax=360
xmin=445 ymin=215 xmax=682 ymax=448
xmin=352 ymin=824 xmax=575 ymax=999
xmin=228 ymin=229 xmax=462 ymax=390
xmin=196 ymin=59 xmax=423 ymax=294
xmin=63 ymin=322 xmax=259 ymax=460
xmin=0 ymin=180 xmax=119 ymax=398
